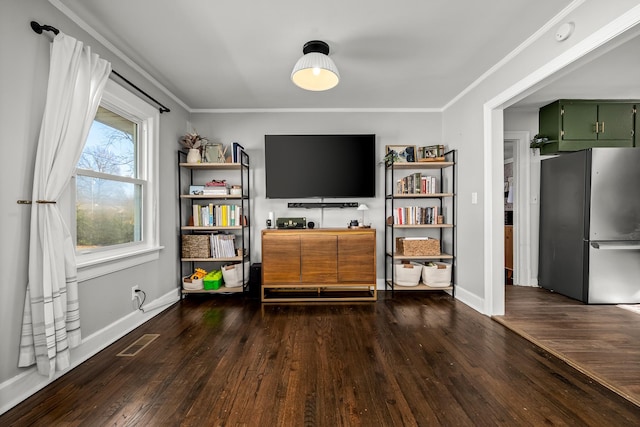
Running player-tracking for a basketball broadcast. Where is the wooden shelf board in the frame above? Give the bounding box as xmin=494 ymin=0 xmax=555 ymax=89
xmin=181 ymin=256 xmax=243 ymax=262
xmin=387 ymin=252 xmax=453 ymax=260
xmin=182 ymin=286 xmax=244 ymax=294
xmin=386 ymin=281 xmax=453 ymax=291
xmin=181 ymin=226 xmax=243 ymax=231
xmin=388 ymin=224 xmax=453 ymax=229
xmin=387 ymin=161 xmax=454 ymax=170
xmin=390 ymin=193 xmax=454 ymax=198
xmin=179 ymin=162 xmax=242 ymax=170
xmin=180 ymin=194 xmax=242 ymax=199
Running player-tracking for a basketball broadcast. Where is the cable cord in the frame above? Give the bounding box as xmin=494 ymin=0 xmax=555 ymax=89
xmin=135 ymin=289 xmax=146 ymax=311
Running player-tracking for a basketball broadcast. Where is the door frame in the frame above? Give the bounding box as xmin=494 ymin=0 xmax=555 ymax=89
xmin=504 ymin=131 xmax=535 ymax=287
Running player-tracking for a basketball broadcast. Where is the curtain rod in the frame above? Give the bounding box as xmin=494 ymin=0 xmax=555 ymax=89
xmin=30 ymin=21 xmax=171 ymax=114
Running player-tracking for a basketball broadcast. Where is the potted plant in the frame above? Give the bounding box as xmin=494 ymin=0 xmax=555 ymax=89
xmin=179 ymin=132 xmax=208 ymax=163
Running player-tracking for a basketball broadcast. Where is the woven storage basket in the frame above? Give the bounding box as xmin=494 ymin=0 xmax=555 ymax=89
xmin=396 ymin=237 xmax=440 ymax=256
xmin=394 ymin=262 xmax=423 ymax=287
xmin=181 ymin=234 xmax=211 ymax=258
xmin=422 ymin=262 xmax=452 ymax=288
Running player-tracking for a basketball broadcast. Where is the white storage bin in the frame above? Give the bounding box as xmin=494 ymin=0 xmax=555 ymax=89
xmin=221 ymin=261 xmax=250 ymax=287
xmin=182 ymin=276 xmax=204 ymax=291
xmin=422 ymin=262 xmax=452 ymax=288
xmin=394 ymin=262 xmax=423 ymax=287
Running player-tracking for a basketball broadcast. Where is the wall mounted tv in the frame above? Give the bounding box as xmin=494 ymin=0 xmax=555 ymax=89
xmin=264 ymin=134 xmax=376 ymax=199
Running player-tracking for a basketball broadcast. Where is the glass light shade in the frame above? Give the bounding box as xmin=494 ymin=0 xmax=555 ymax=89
xmin=357 ymin=203 xmax=368 ymax=225
xmin=291 ymin=52 xmax=340 ymax=91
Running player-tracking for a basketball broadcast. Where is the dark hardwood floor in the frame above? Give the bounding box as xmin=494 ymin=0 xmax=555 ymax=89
xmin=494 ymin=285 xmax=640 ymax=408
xmin=2 ymin=291 xmax=639 ymax=426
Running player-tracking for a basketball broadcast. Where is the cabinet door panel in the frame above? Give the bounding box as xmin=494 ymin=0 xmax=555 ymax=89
xmin=301 ymin=235 xmax=337 ymax=283
xmin=597 ymin=103 xmax=634 ymax=142
xmin=562 ymin=103 xmax=597 ymax=141
xmin=262 ymin=234 xmax=300 ymax=283
xmin=338 ymin=233 xmax=376 ymax=282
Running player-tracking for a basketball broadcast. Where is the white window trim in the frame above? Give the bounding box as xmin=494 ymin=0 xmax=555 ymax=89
xmin=75 ymin=80 xmax=162 ymax=282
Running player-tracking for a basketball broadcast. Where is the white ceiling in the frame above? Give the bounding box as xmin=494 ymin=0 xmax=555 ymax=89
xmin=56 ymin=0 xmax=576 ymax=111
xmin=510 ymin=28 xmax=640 ymax=110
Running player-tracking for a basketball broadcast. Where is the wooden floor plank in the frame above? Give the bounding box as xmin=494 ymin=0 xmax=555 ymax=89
xmin=1 ymin=291 xmax=639 ymax=426
xmin=494 ymin=285 xmax=640 ymax=408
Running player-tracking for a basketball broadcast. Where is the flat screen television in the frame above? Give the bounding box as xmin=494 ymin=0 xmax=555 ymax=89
xmin=264 ymin=134 xmax=376 ymax=198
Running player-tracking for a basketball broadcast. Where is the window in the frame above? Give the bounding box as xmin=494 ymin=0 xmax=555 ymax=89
xmin=73 ymin=80 xmax=161 ymax=281
xmin=76 ymin=106 xmax=141 ymax=250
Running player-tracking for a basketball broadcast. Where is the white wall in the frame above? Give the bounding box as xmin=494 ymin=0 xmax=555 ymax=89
xmin=0 ymin=0 xmax=188 ymax=413
xmin=189 ymin=111 xmax=443 ymax=279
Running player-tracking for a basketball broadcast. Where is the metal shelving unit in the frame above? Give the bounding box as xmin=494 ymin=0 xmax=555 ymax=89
xmin=384 ymin=150 xmax=456 ymax=294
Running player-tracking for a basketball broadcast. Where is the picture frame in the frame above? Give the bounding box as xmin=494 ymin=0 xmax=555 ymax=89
xmin=203 ymin=143 xmax=225 ymax=163
xmin=385 ymin=145 xmax=417 ymax=163
xmin=189 ymin=185 xmax=204 ymax=195
xmin=417 ymin=144 xmax=445 ymax=161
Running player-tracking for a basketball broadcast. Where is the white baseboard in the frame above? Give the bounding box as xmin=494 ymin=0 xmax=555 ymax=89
xmin=454 ymin=286 xmax=487 ymax=315
xmin=0 ymin=288 xmax=180 ymax=415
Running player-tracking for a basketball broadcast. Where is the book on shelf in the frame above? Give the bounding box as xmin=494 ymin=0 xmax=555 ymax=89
xmin=189 ymin=204 xmax=242 ymax=227
xmin=202 ymin=188 xmax=229 ymax=195
xmin=396 ymin=173 xmax=438 ymax=194
xmin=209 ymin=233 xmax=236 ymax=258
xmin=393 ymin=206 xmax=440 ymax=225
xmin=232 ymin=142 xmax=245 ymax=163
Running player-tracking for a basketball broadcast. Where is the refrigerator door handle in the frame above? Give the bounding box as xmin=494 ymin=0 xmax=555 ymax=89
xmin=590 ymin=241 xmax=640 ymax=250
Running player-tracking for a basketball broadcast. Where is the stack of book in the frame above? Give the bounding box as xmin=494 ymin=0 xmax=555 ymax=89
xmin=396 ymin=173 xmax=438 ymax=194
xmin=203 ymin=179 xmax=228 ymax=196
xmin=210 ymin=233 xmax=236 ymax=258
xmin=393 ymin=206 xmax=441 ymax=225
xmin=191 ymin=204 xmax=242 ymax=227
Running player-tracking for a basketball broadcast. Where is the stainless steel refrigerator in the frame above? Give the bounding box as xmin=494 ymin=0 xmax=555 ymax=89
xmin=539 ymin=147 xmax=640 ymax=304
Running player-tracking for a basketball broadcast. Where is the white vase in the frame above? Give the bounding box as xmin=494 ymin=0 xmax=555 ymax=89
xmin=186 ymin=148 xmax=201 ymax=163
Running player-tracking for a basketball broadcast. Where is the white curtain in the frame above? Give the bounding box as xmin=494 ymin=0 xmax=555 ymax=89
xmin=19 ymin=33 xmax=111 ymax=377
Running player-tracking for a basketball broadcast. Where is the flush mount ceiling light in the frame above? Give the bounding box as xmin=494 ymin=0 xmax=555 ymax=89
xmin=291 ymin=40 xmax=340 ymax=91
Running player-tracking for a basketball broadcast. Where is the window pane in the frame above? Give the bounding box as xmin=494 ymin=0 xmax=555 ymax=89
xmin=76 ymin=176 xmax=142 ymax=250
xmin=80 ymin=106 xmax=137 ymax=178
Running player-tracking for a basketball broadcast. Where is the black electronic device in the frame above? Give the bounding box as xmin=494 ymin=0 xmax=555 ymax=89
xmin=307 ymin=221 xmax=315 ymax=229
xmin=288 ymin=202 xmax=358 ymax=209
xmin=276 ymin=217 xmax=307 ymax=229
xmin=264 ymin=134 xmax=376 ymax=199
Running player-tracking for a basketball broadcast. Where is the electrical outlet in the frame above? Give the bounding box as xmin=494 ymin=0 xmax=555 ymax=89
xmin=131 ymin=285 xmax=139 ymax=301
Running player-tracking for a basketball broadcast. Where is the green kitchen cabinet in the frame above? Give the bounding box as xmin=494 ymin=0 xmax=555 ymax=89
xmin=538 ymin=100 xmax=636 ymax=154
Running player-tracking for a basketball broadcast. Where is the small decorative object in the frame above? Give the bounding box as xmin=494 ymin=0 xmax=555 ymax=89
xmin=530 ymin=134 xmax=549 ymax=149
xmin=179 ymin=131 xmax=207 ymax=163
xmin=417 ymin=144 xmax=445 ymax=162
xmin=204 ymin=143 xmax=227 ymax=163
xmin=186 ymin=148 xmax=201 ymax=163
xmin=382 ymin=151 xmax=399 ymax=166
xmin=385 ymin=145 xmax=416 ymax=163
xmin=357 ymin=203 xmax=369 ymax=226
xmin=189 ymin=185 xmax=205 ymax=195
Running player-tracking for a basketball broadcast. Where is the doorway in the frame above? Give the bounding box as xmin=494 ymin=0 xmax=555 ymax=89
xmin=485 ymin=9 xmax=640 ymax=316
xmin=503 ymin=131 xmax=534 ymax=288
